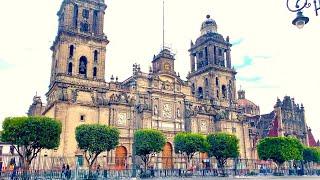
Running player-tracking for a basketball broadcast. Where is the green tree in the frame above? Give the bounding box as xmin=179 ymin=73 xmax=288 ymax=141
xmin=134 ymin=129 xmax=166 ymax=171
xmin=257 ymin=137 xmax=304 ymax=169
xmin=303 ymin=147 xmax=320 ymax=163
xmin=174 ymin=132 xmax=207 ymax=169
xmin=207 ymin=132 xmax=239 ymax=174
xmin=1 ymin=116 xmax=62 ymax=171
xmin=75 ymin=124 xmax=119 ymax=177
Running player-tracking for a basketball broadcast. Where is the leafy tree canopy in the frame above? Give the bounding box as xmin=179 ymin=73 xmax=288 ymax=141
xmin=303 ymin=146 xmax=320 ymax=163
xmin=76 ymin=124 xmax=119 ymax=160
xmin=207 ymin=132 xmax=239 ymax=165
xmin=134 ymin=129 xmax=166 ymax=157
xmin=257 ymin=136 xmax=304 ymax=165
xmin=174 ymin=132 xmax=207 ymax=159
xmin=1 ymin=116 xmax=62 ymax=169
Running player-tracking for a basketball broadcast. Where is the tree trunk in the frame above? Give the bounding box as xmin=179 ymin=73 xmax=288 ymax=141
xmin=218 ymin=159 xmax=226 ymax=176
xmin=88 ymin=163 xmax=93 ymax=180
xmin=22 ymin=159 xmax=31 ymax=179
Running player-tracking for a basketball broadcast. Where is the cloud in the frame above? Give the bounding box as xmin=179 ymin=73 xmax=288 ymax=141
xmin=231 ymin=38 xmax=244 ymax=46
xmin=234 ymin=56 xmax=253 ymax=69
xmin=0 ymin=59 xmax=13 ymax=70
xmin=238 ymin=76 xmax=262 ymax=82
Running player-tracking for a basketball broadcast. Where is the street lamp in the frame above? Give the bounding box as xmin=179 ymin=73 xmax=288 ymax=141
xmin=292 ymin=11 xmax=309 ymax=29
xmin=286 ymin=0 xmax=320 ymax=28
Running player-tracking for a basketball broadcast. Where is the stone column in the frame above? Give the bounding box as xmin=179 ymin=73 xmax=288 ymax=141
xmin=226 ymin=49 xmax=231 ymax=68
xmin=190 ymin=54 xmax=195 ymax=72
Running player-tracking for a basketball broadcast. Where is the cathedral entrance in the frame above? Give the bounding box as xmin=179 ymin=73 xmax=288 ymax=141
xmin=200 ymin=152 xmax=210 ymax=169
xmin=115 ymin=146 xmax=127 ymax=170
xmin=162 ymin=142 xmax=173 ymax=169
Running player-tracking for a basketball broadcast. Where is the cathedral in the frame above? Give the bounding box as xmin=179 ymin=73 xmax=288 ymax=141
xmin=27 ymin=0 xmax=318 ymax=169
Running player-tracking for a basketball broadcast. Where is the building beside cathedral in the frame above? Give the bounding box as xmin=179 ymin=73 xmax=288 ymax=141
xmin=27 ymin=0 xmax=318 ymax=169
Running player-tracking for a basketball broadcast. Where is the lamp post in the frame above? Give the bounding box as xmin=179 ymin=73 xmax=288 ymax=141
xmin=286 ymin=0 xmax=320 ymax=28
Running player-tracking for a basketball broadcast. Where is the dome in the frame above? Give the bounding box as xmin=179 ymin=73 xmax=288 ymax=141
xmin=200 ymin=15 xmax=217 ymax=35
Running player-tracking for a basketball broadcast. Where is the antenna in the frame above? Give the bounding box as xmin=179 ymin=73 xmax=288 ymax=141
xmin=162 ymin=0 xmax=165 ymax=51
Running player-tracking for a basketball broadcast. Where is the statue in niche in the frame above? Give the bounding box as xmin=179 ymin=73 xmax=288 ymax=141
xmin=110 ymin=94 xmax=115 ymax=102
xmin=71 ymin=89 xmax=78 ymax=103
xmin=119 ymin=94 xmax=127 ymax=103
xmin=91 ymin=93 xmax=96 ymax=104
xmin=161 ymin=82 xmax=166 ymax=90
xmin=177 ymin=108 xmax=181 ymax=118
xmin=154 ymin=105 xmax=158 ymax=115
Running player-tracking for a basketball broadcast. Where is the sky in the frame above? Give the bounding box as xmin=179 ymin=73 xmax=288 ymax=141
xmin=0 ymin=0 xmax=319 ymax=140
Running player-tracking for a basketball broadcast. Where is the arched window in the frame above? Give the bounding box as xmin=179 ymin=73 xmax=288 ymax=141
xmin=191 ymin=83 xmax=195 ymax=95
xmin=205 ymin=78 xmax=209 ymax=87
xmin=222 ymin=85 xmax=227 ymax=98
xmin=79 ymin=56 xmax=87 ymax=77
xmin=93 ymin=67 xmax=97 ymax=78
xmin=73 ymin=4 xmax=78 ymax=28
xmin=215 ymin=77 xmax=219 ymax=86
xmin=93 ymin=10 xmax=99 ymax=34
xmin=68 ymin=62 xmax=73 ymax=75
xmin=198 ymin=87 xmax=203 ymax=99
xmin=69 ymin=45 xmax=74 ymax=58
xmin=94 ymin=50 xmax=98 ymax=62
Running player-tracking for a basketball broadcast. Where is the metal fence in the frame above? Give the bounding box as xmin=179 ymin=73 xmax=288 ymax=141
xmin=0 ymin=155 xmax=319 ymax=179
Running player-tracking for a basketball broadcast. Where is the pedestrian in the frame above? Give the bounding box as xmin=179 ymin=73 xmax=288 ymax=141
xmin=96 ymin=164 xmax=101 ymax=177
xmin=150 ymin=165 xmax=154 ymax=177
xmin=61 ymin=163 xmax=66 ymax=178
xmin=66 ymin=164 xmax=71 ymax=179
xmin=10 ymin=164 xmax=16 ymax=180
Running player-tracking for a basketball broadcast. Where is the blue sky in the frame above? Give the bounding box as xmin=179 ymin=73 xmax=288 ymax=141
xmin=0 ymin=0 xmax=319 ymax=139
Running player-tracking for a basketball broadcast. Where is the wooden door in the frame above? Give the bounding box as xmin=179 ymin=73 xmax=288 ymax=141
xmin=162 ymin=142 xmax=173 ymax=169
xmin=115 ymin=146 xmax=127 ymax=170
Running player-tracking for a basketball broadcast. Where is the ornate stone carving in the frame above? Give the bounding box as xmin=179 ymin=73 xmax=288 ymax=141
xmin=71 ymin=89 xmax=78 ymax=103
xmin=109 ymin=92 xmax=130 ymax=104
xmin=184 ymin=102 xmax=195 ymax=118
xmin=214 ymin=109 xmax=229 ymax=121
xmin=58 ymin=88 xmax=68 ymax=101
xmin=162 ymin=103 xmax=172 ymax=119
xmin=118 ymin=112 xmax=127 ymax=125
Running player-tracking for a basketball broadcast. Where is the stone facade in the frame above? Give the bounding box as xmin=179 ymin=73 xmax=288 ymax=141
xmin=246 ymin=96 xmax=314 ymax=156
xmin=28 ymin=0 xmax=264 ymax=168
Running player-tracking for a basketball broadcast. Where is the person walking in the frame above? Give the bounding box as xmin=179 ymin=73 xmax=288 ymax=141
xmin=66 ymin=164 xmax=71 ymax=179
xmin=61 ymin=164 xmax=66 ymax=179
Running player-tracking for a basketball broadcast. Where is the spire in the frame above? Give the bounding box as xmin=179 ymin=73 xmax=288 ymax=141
xmin=162 ymin=0 xmax=165 ymax=50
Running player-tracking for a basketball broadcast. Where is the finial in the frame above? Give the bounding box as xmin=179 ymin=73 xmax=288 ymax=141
xmin=206 ymin=15 xmax=210 ymax=19
xmin=116 ymin=76 xmax=118 ymax=82
xmin=111 ymin=75 xmax=114 ymax=81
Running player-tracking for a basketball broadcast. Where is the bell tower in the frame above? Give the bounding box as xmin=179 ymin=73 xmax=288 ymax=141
xmin=188 ymin=15 xmax=236 ymax=107
xmin=49 ymin=0 xmax=108 ymax=87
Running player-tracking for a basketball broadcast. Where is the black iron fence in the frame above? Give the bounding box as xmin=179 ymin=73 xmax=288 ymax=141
xmin=0 ymin=155 xmax=319 ymax=179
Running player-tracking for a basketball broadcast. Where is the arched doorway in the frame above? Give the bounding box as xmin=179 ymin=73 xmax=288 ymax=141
xmin=162 ymin=142 xmax=173 ymax=169
xmin=200 ymin=152 xmax=210 ymax=169
xmin=115 ymin=146 xmax=127 ymax=170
